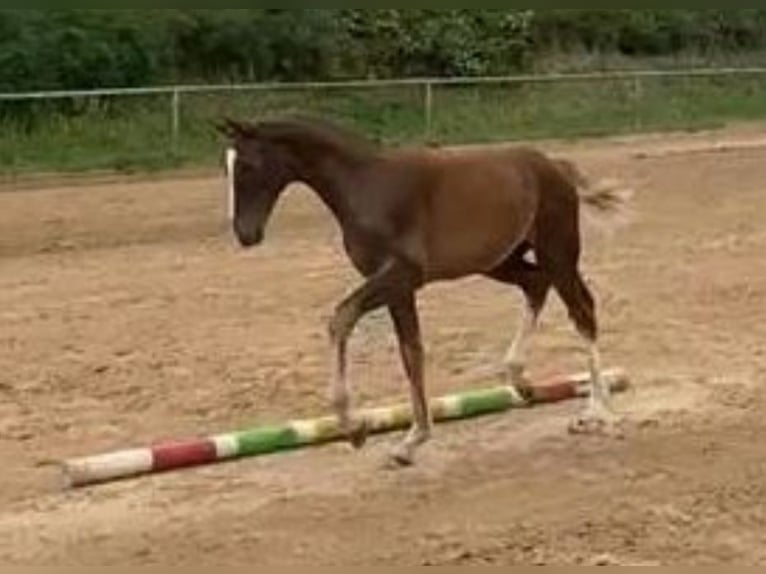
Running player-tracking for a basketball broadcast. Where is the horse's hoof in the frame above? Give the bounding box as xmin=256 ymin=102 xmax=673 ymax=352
xmin=385 ymin=447 xmax=415 ymax=469
xmin=568 ymin=416 xmax=604 ymax=436
xmin=348 ymin=420 xmax=369 ymax=450
xmin=568 ymin=411 xmax=623 ymax=438
xmin=386 ymin=453 xmax=414 ymax=469
xmin=504 ymin=362 xmax=529 ymax=386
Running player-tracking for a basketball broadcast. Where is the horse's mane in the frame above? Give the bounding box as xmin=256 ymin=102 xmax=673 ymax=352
xmin=241 ymin=115 xmax=380 ymax=163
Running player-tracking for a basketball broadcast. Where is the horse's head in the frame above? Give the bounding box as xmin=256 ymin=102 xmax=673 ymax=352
xmin=217 ymin=118 xmax=294 ymax=248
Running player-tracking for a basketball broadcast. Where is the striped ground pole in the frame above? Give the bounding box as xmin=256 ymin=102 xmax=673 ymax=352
xmin=61 ymin=368 xmax=629 ymax=488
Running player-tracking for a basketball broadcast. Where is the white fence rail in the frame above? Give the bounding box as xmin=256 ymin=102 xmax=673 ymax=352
xmin=2 ymin=67 xmax=766 ymax=162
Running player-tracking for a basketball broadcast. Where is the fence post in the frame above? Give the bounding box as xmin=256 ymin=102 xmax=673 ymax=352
xmin=424 ymin=81 xmax=434 ymax=141
xmin=632 ymin=76 xmax=643 ymax=131
xmin=171 ymin=88 xmax=181 ymax=152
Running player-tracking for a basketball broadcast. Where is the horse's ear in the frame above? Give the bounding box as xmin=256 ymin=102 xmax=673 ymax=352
xmin=215 ymin=117 xmax=239 ymax=138
xmin=216 ymin=117 xmax=259 ymax=139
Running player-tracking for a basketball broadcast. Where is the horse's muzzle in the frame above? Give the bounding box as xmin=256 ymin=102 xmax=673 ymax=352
xmin=234 ymin=224 xmax=264 ymax=248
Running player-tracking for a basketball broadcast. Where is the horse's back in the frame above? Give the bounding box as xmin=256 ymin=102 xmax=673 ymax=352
xmin=391 ymin=147 xmax=550 ymax=280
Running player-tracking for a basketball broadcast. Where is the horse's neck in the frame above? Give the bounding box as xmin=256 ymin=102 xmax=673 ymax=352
xmin=288 ymin=144 xmax=370 ymax=229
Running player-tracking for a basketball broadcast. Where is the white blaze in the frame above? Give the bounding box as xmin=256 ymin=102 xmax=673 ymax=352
xmin=225 ymin=147 xmax=237 ymax=221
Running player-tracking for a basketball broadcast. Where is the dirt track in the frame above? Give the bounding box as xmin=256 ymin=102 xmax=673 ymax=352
xmin=1 ymin=126 xmax=765 ymax=565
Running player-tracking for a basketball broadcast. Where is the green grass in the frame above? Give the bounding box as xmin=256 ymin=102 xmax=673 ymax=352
xmin=3 ymin=73 xmax=766 ymax=176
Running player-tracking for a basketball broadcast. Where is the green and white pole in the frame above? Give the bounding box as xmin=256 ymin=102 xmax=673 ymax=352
xmin=62 ymin=369 xmax=629 ymax=488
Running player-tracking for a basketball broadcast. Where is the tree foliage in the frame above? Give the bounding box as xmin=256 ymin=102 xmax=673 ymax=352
xmin=2 ymin=9 xmax=766 ymax=92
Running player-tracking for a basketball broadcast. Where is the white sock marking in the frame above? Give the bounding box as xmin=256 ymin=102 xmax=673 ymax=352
xmin=504 ymin=301 xmax=537 ymax=369
xmin=588 ymin=343 xmax=611 ymax=412
xmin=225 ymin=147 xmax=237 ymax=221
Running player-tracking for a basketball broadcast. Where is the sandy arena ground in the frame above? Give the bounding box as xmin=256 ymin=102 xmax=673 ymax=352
xmin=1 ymin=126 xmax=765 ymax=565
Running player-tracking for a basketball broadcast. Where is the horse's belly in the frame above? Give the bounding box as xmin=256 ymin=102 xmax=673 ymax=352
xmin=425 ymin=226 xmax=524 ymax=280
xmin=424 ymin=191 xmax=536 ymax=281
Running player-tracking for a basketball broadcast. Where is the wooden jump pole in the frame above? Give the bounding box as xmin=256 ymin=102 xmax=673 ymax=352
xmin=61 ymin=368 xmax=629 ymax=488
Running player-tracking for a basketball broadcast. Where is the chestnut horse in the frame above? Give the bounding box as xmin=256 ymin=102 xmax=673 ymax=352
xmin=219 ymin=117 xmax=631 ymax=467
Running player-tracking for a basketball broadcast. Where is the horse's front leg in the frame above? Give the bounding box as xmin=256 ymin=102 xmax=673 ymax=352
xmin=328 ymin=259 xmax=419 ymax=450
xmin=388 ymin=292 xmax=431 ymax=467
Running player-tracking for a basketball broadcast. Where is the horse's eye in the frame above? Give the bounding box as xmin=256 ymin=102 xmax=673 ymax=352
xmin=239 ymin=161 xmax=255 ymax=174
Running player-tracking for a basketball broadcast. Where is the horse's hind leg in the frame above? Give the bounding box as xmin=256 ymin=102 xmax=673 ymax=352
xmin=504 ymin=267 xmax=550 ymax=385
xmin=551 ymin=269 xmax=616 ymax=434
xmin=487 ymin=247 xmax=551 ymax=384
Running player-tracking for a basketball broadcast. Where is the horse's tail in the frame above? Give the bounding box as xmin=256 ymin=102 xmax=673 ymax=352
xmin=554 ymin=158 xmax=635 ymax=233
